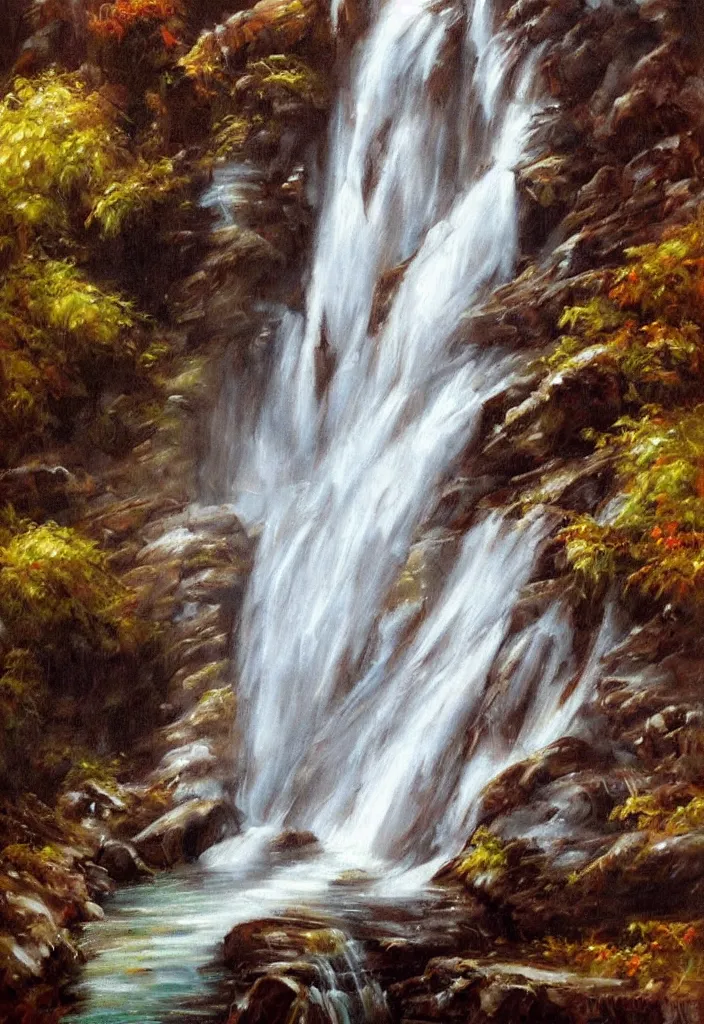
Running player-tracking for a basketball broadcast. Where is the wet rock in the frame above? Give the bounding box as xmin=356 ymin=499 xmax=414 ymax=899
xmin=83 ymin=862 xmax=114 ymax=899
xmin=0 ymin=464 xmax=86 ymax=517
xmin=159 ymin=686 xmax=236 ymax=755
xmin=82 ymin=901 xmax=104 ymax=921
xmin=517 ymin=153 xmax=575 ymax=209
xmin=170 ymin=659 xmax=231 ymax=703
xmin=203 ymin=227 xmax=287 ymax=286
xmin=230 ymin=974 xmax=325 ymax=1024
xmin=141 ymin=503 xmax=248 ymax=543
xmin=178 ymin=566 xmax=250 ymax=605
xmin=331 ymin=869 xmax=374 ymax=886
xmin=182 ymin=0 xmax=322 ymax=77
xmin=58 ymin=780 xmax=128 ymax=824
xmin=223 ymin=916 xmax=334 ymax=971
xmin=386 ymin=956 xmax=693 ymax=1024
xmin=132 ymin=798 xmax=241 ymax=867
xmin=96 ymin=840 xmax=150 ymax=883
xmin=270 ymin=829 xmax=320 ymax=852
xmin=122 ymin=560 xmax=182 ymax=616
xmin=475 ymin=737 xmax=602 ymax=826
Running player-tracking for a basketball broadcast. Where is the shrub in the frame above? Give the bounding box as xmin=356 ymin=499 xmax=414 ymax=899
xmin=552 ymin=209 xmax=704 ymax=613
xmin=88 ymin=0 xmax=182 ymax=43
xmin=0 ymin=72 xmax=128 ymax=252
xmin=550 ymin=213 xmax=704 ymax=408
xmin=0 ymin=71 xmax=188 ymax=254
xmin=560 ymin=406 xmax=704 ymax=609
xmin=0 ymin=257 xmax=164 ymax=462
xmin=0 ymin=519 xmax=145 ymax=663
xmin=541 ymin=920 xmax=704 ymax=989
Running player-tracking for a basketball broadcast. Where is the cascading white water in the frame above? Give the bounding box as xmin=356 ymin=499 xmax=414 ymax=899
xmin=213 ymin=0 xmax=609 ymax=872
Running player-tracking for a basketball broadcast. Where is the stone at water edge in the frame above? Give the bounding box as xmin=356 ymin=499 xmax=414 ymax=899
xmin=269 ymin=829 xmax=320 ymax=852
xmin=228 ymin=974 xmax=328 ymax=1024
xmin=96 ymin=840 xmax=152 ymax=883
xmin=132 ymin=798 xmax=241 ymax=868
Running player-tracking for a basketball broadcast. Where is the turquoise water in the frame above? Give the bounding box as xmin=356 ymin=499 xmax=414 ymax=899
xmin=64 ymin=829 xmax=444 ymax=1024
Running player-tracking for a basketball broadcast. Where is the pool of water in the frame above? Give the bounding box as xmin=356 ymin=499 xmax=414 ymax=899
xmin=64 ymin=829 xmax=455 ymax=1024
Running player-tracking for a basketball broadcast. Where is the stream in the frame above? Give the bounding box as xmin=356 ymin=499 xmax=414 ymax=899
xmin=64 ymin=831 xmax=465 ymax=1023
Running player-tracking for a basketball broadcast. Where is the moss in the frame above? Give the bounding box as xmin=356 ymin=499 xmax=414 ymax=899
xmin=454 ymin=826 xmax=507 ymax=885
xmin=247 ymin=55 xmax=329 ymax=108
xmin=610 ymin=792 xmax=704 ymax=835
xmin=212 ymin=115 xmax=252 ymax=159
xmin=62 ymin=756 xmax=124 ymax=796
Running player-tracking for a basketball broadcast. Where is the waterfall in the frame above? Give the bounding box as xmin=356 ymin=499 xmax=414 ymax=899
xmin=212 ymin=0 xmax=607 ymax=871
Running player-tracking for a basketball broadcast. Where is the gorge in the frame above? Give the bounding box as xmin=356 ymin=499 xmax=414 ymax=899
xmin=3 ymin=0 xmax=704 ymax=1020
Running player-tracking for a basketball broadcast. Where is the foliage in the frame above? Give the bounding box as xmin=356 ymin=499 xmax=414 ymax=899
xmin=560 ymin=406 xmax=704 ymax=609
xmin=0 ymin=71 xmax=188 ymax=253
xmin=0 ymin=257 xmax=163 ymax=460
xmin=245 ymin=55 xmax=329 ymax=109
xmin=61 ymin=755 xmax=124 ymax=795
xmin=179 ymin=33 xmax=223 ymax=85
xmin=88 ymin=0 xmax=182 ymax=43
xmin=0 ymin=650 xmax=45 ymax=756
xmin=454 ymin=827 xmax=507 ymax=884
xmin=541 ymin=920 xmax=704 ymax=989
xmin=552 ymin=210 xmax=704 ymax=613
xmin=0 ymin=519 xmax=143 ymax=659
xmin=0 ymin=517 xmax=152 ymax=776
xmin=212 ymin=115 xmax=252 ymax=159
xmin=0 ymin=72 xmax=128 ymax=251
xmin=550 ymin=214 xmax=704 ymax=407
xmin=86 ymin=157 xmax=188 ymax=238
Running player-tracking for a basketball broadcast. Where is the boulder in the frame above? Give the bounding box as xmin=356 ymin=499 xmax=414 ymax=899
xmin=386 ymin=957 xmax=681 ymax=1024
xmin=181 ymin=0 xmax=322 ymax=79
xmin=132 ymin=798 xmax=240 ymax=867
xmin=96 ymin=840 xmax=150 ymax=883
xmin=229 ymin=975 xmax=327 ymax=1024
xmin=270 ymin=829 xmax=319 ymax=852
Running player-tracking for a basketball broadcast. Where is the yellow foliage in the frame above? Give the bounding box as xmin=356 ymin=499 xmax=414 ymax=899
xmin=610 ymin=792 xmax=704 ymax=835
xmin=552 ymin=209 xmax=704 ymax=613
xmin=86 ymin=157 xmax=189 ymax=239
xmin=0 ymin=72 xmax=128 ymax=249
xmin=560 ymin=407 xmax=704 ymax=609
xmin=454 ymin=827 xmax=507 ymax=884
xmin=0 ymin=71 xmax=187 ymax=252
xmin=0 ymin=519 xmax=143 ymax=658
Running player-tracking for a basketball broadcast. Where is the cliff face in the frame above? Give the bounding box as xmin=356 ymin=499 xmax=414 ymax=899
xmin=417 ymin=0 xmax=704 ymax=1003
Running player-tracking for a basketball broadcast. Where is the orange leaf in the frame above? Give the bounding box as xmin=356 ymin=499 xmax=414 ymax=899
xmin=161 ymin=24 xmax=180 ymax=47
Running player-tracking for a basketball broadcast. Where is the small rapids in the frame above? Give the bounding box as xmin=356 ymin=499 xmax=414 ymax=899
xmin=66 ymin=0 xmax=622 ymax=1019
